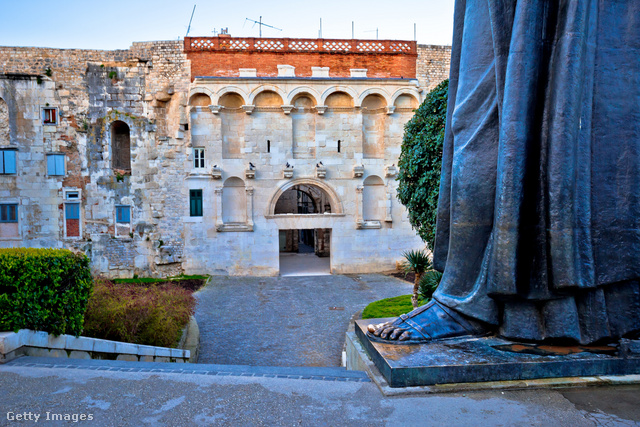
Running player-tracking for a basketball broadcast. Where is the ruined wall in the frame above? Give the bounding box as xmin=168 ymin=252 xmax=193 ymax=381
xmin=416 ymin=44 xmax=452 ymax=91
xmin=0 ymin=41 xmax=191 ymax=277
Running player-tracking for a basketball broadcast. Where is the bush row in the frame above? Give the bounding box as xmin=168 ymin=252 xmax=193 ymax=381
xmin=82 ymin=279 xmax=196 ymax=348
xmin=0 ymin=248 xmax=93 ymax=336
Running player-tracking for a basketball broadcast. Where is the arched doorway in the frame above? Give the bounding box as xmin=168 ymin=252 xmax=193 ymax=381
xmin=271 ymin=181 xmax=339 ymax=276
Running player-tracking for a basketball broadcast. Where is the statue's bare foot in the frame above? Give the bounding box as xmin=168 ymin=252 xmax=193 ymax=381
xmin=366 ymin=300 xmax=488 ymax=344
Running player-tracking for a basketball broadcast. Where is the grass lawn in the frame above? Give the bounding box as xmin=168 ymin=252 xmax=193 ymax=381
xmin=361 ymin=295 xmax=428 ymax=319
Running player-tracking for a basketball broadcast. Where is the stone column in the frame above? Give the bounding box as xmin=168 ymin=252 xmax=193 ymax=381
xmin=214 ymin=187 xmax=223 ymax=229
xmin=246 ymin=187 xmax=254 ymax=228
xmin=356 ymin=185 xmax=364 ymax=225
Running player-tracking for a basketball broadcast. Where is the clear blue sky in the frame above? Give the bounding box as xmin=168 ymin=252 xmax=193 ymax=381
xmin=0 ymin=1 xmax=455 ymax=50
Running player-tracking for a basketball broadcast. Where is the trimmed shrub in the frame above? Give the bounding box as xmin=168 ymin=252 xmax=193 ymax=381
xmin=397 ymin=79 xmax=448 ymax=247
xmin=83 ymin=279 xmax=195 ymax=348
xmin=0 ymin=248 xmax=93 ymax=336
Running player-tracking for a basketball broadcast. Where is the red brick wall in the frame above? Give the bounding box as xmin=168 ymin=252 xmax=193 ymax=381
xmin=185 ymin=37 xmax=417 ymax=80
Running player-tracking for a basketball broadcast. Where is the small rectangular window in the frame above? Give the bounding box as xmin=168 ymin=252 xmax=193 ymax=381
xmin=0 ymin=204 xmax=18 ymax=222
xmin=43 ymin=107 xmax=58 ymax=125
xmin=190 ymin=189 xmax=203 ymax=217
xmin=0 ymin=150 xmax=16 ymax=174
xmin=65 ymin=191 xmax=80 ymax=200
xmin=194 ymin=148 xmax=205 ymax=169
xmin=116 ymin=206 xmax=131 ymax=223
xmin=47 ymin=154 xmax=65 ymax=176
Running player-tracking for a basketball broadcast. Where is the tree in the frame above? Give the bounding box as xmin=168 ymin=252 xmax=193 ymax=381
xmin=397 ymin=79 xmax=449 ymax=248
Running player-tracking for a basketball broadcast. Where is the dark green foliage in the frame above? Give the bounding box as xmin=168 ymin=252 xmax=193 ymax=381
xmin=419 ymin=270 xmax=443 ymax=300
xmin=397 ymin=79 xmax=449 ymax=247
xmin=108 ymin=71 xmax=117 ymax=79
xmin=402 ymin=249 xmax=433 ymax=308
xmin=0 ymin=248 xmax=93 ymax=336
xmin=83 ymin=279 xmax=196 ymax=348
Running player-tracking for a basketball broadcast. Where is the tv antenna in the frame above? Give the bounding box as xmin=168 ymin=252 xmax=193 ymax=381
xmin=364 ymin=28 xmax=379 ymax=40
xmin=185 ymin=5 xmax=196 ymax=37
xmin=244 ymin=16 xmax=282 ymax=37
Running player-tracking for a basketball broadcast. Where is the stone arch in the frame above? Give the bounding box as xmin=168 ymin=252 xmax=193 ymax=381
xmin=286 ymin=87 xmax=321 ymax=106
xmin=188 ymin=87 xmax=214 ymax=105
xmin=253 ymin=90 xmax=284 ymax=107
xmin=320 ymin=86 xmax=359 ymax=107
xmin=110 ymin=120 xmax=131 ymax=171
xmin=189 ymin=93 xmax=212 ymax=107
xmin=363 ymin=175 xmax=385 ymax=221
xmin=0 ymin=97 xmax=9 ymax=145
xmin=268 ymin=178 xmax=343 ymax=216
xmin=358 ymin=88 xmax=391 ymax=108
xmin=222 ymin=177 xmax=247 ymax=223
xmin=391 ymin=88 xmax=421 ymax=108
xmin=214 ymin=86 xmax=249 ymax=106
xmin=248 ymin=85 xmax=287 ymax=106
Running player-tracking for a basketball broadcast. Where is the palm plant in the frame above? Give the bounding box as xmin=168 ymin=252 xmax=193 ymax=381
xmin=402 ymin=249 xmax=433 ymax=308
xmin=419 ymin=269 xmax=443 ymax=300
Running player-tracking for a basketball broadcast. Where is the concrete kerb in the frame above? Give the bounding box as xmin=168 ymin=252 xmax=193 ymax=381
xmin=0 ymin=330 xmax=190 ymax=364
xmin=344 ymin=331 xmax=640 ymax=396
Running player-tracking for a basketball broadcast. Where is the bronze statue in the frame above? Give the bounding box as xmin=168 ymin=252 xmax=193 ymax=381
xmin=369 ymin=0 xmax=640 ymax=344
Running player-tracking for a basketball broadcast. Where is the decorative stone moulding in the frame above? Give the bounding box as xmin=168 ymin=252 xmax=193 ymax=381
xmin=356 ymin=220 xmax=382 ymax=229
xmin=209 ymin=105 xmax=221 ymax=114
xmin=283 ymin=166 xmax=294 ymax=179
xmin=211 ymin=166 xmax=222 ymax=179
xmin=316 ymin=166 xmax=327 ymax=179
xmin=385 ymin=165 xmax=398 ymax=178
xmin=281 ymin=105 xmax=294 ymax=115
xmin=245 ymin=169 xmax=255 ymax=179
xmin=353 ymin=165 xmax=364 ymax=178
xmin=311 ymin=67 xmax=330 ymax=78
xmin=315 ymin=105 xmax=327 ymax=115
xmin=239 ymin=68 xmax=257 ymax=77
xmin=386 ymin=106 xmax=396 ymax=115
xmin=350 ymin=68 xmax=368 ymax=78
xmin=277 ymin=64 xmax=296 ymax=77
xmin=242 ymin=105 xmax=255 ymax=115
xmin=216 ymin=223 xmax=254 ymax=232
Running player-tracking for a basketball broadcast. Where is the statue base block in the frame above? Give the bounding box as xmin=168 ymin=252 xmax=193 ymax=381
xmin=355 ymin=318 xmax=640 ymax=388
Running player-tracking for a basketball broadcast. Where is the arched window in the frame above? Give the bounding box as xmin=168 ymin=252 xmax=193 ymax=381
xmin=0 ymin=98 xmax=9 ymax=145
xmin=111 ymin=121 xmax=131 ymax=171
xmin=292 ymin=94 xmax=317 ymax=159
xmin=222 ymin=177 xmax=247 ymax=223
xmin=363 ymin=175 xmax=385 ymax=221
xmin=274 ymin=184 xmax=331 ymax=215
xmin=362 ymin=94 xmax=387 ymax=159
xmin=219 ymin=93 xmax=245 ymax=159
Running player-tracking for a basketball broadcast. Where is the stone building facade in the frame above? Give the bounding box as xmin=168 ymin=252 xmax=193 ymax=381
xmin=0 ymin=36 xmax=451 ymax=277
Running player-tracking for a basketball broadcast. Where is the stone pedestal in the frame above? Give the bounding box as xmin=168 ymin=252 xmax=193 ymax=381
xmin=355 ymin=318 xmax=640 ymax=388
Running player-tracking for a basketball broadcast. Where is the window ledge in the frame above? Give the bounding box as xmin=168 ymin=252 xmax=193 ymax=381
xmin=356 ymin=220 xmax=382 ymax=229
xmin=216 ymin=222 xmax=253 ymax=232
xmin=184 ymin=216 xmax=204 ymax=223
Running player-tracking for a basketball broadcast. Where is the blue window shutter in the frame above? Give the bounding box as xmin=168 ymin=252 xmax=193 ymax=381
xmin=55 ymin=155 xmax=65 ymax=175
xmin=4 ymin=151 xmax=16 ymax=174
xmin=65 ymin=203 xmax=79 ymax=219
xmin=47 ymin=155 xmax=55 ymax=175
xmin=124 ymin=207 xmax=130 ymax=222
xmin=0 ymin=151 xmax=4 ymax=174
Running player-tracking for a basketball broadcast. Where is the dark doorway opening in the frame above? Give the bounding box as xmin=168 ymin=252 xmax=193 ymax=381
xmin=279 ymin=228 xmax=331 ymax=276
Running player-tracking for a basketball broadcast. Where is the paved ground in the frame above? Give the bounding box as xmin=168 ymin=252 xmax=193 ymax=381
xmin=279 ymin=253 xmax=330 ymax=276
xmin=2 ymin=357 xmax=640 ymax=426
xmin=195 ymin=274 xmax=413 ymax=366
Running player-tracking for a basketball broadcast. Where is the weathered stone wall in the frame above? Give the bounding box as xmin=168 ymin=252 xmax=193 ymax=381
xmin=0 ymin=38 xmax=451 ymax=277
xmin=416 ymin=44 xmax=452 ymax=91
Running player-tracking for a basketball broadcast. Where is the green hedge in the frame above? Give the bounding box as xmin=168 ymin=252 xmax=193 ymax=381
xmin=0 ymin=248 xmax=93 ymax=336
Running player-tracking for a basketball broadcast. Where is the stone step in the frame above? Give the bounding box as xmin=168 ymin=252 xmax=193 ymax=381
xmin=8 ymin=356 xmax=370 ymax=383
